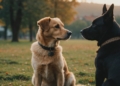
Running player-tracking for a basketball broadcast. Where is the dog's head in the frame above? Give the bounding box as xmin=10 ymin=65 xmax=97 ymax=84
xmin=37 ymin=17 xmax=72 ymax=41
xmin=81 ymin=4 xmax=116 ymax=46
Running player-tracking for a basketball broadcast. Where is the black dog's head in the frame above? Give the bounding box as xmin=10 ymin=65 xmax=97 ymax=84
xmin=81 ymin=4 xmax=120 ymax=46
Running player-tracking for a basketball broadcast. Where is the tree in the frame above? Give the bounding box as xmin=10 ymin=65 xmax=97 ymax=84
xmin=49 ymin=0 xmax=78 ymax=24
xmin=22 ymin=0 xmax=53 ymax=42
xmin=1 ymin=0 xmax=24 ymax=42
xmin=9 ymin=0 xmax=24 ymax=42
xmin=1 ymin=0 xmax=78 ymax=42
xmin=0 ymin=0 xmax=9 ymax=40
xmin=22 ymin=0 xmax=78 ymax=41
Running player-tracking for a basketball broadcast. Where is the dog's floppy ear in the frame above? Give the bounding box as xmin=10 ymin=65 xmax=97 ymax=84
xmin=102 ymin=4 xmax=107 ymax=15
xmin=37 ymin=17 xmax=51 ymax=31
xmin=103 ymin=4 xmax=114 ymax=24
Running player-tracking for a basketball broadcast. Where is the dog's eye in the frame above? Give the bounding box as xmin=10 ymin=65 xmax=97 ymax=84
xmin=55 ymin=24 xmax=60 ymax=28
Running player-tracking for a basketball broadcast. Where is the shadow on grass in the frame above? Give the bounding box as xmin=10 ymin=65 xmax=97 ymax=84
xmin=0 ymin=74 xmax=30 ymax=81
xmin=0 ymin=59 xmax=19 ymax=64
xmin=77 ymin=72 xmax=95 ymax=85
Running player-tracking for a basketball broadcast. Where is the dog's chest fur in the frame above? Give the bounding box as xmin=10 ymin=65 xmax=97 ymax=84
xmin=31 ymin=42 xmax=64 ymax=80
xmin=38 ymin=64 xmax=57 ymax=81
xmin=31 ymin=42 xmax=63 ymax=64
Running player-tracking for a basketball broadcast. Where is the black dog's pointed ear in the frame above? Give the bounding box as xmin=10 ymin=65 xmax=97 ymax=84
xmin=102 ymin=4 xmax=107 ymax=15
xmin=103 ymin=4 xmax=114 ymax=23
xmin=107 ymin=4 xmax=114 ymax=17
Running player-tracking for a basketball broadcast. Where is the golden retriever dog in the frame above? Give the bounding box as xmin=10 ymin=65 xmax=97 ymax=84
xmin=30 ymin=17 xmax=76 ymax=86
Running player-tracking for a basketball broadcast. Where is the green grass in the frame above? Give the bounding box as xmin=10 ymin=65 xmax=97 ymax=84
xmin=0 ymin=40 xmax=98 ymax=86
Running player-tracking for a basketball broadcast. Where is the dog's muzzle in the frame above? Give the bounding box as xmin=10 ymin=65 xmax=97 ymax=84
xmin=80 ymin=30 xmax=85 ymax=37
xmin=67 ymin=31 xmax=72 ymax=37
xmin=64 ymin=31 xmax=72 ymax=40
xmin=80 ymin=29 xmax=91 ymax=39
xmin=80 ymin=30 xmax=83 ymax=34
xmin=57 ymin=31 xmax=72 ymax=40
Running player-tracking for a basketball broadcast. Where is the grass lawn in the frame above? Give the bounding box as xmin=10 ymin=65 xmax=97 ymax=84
xmin=0 ymin=40 xmax=98 ymax=86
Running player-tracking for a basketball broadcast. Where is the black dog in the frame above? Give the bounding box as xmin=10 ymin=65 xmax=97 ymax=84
xmin=81 ymin=4 xmax=120 ymax=86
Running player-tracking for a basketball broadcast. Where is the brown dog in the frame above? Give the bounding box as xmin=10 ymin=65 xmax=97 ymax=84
xmin=30 ymin=17 xmax=76 ymax=86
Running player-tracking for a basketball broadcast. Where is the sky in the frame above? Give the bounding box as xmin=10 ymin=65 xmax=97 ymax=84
xmin=78 ymin=0 xmax=120 ymax=6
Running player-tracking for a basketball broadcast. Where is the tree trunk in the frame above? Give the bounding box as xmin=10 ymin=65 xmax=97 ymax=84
xmin=12 ymin=27 xmax=19 ymax=42
xmin=29 ymin=21 xmax=33 ymax=42
xmin=10 ymin=0 xmax=23 ymax=42
xmin=4 ymin=25 xmax=7 ymax=40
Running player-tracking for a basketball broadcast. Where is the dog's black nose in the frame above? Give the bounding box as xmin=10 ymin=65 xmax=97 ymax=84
xmin=67 ymin=31 xmax=72 ymax=36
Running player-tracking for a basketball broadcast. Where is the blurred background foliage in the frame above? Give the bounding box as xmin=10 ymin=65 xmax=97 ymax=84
xmin=0 ymin=0 xmax=78 ymax=42
xmin=0 ymin=0 xmax=120 ymax=42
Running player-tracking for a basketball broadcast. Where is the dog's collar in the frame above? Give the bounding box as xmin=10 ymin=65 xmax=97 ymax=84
xmin=101 ymin=37 xmax=120 ymax=47
xmin=38 ymin=42 xmax=55 ymax=56
xmin=38 ymin=42 xmax=55 ymax=51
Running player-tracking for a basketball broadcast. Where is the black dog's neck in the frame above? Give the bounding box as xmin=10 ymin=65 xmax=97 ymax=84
xmin=101 ymin=37 xmax=120 ymax=47
xmin=97 ymin=40 xmax=120 ymax=58
xmin=98 ymin=21 xmax=120 ymax=46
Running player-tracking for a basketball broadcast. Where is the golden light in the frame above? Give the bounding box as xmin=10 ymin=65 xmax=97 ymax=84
xmin=0 ymin=0 xmax=2 ymax=3
xmin=78 ymin=0 xmax=120 ymax=6
xmin=0 ymin=5 xmax=3 ymax=9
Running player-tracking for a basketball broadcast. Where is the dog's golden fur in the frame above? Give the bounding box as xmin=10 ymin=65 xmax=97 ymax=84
xmin=30 ymin=17 xmax=76 ymax=86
